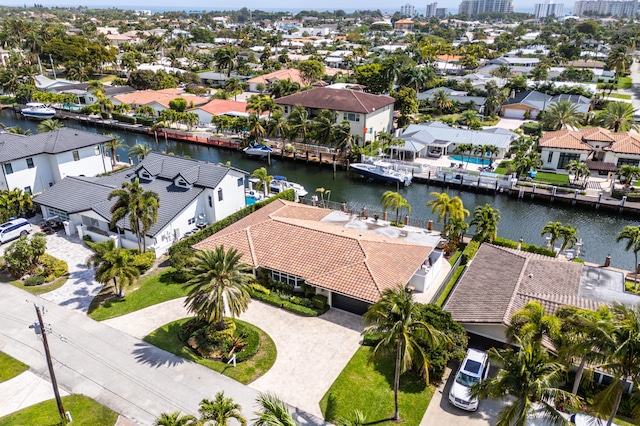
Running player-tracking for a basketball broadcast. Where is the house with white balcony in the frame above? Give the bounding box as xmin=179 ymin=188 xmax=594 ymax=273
xmin=0 ymin=129 xmax=113 ymax=195
xmin=33 ymin=152 xmax=248 ymax=257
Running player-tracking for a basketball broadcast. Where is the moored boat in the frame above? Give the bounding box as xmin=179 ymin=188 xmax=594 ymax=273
xmin=350 ymin=161 xmax=412 ymax=186
xmin=270 ymin=175 xmax=308 ymax=197
xmin=243 ymin=143 xmax=273 ymax=157
xmin=21 ymin=102 xmax=56 ymax=120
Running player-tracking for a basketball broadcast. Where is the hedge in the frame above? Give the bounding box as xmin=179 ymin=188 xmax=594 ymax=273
xmin=249 ymin=290 xmax=320 ymax=316
xmin=112 ymin=113 xmax=137 ymax=124
xmin=169 ymin=189 xmax=296 ymax=256
xmin=492 ymin=237 xmax=556 ymax=257
xmin=137 ymin=117 xmax=155 ymax=126
xmin=461 ymin=239 xmax=481 ymax=264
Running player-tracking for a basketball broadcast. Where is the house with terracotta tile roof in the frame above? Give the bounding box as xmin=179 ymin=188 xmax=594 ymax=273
xmin=393 ymin=19 xmax=414 ymax=32
xmin=246 ymin=68 xmax=306 ymax=92
xmin=539 ymin=127 xmax=640 ymax=173
xmin=444 ymin=244 xmax=634 ymax=344
xmin=274 ymin=87 xmax=395 ymax=145
xmin=194 ymin=199 xmax=444 ymax=314
xmin=191 ymin=100 xmax=252 ymax=125
xmin=112 ymin=89 xmax=209 ymax=114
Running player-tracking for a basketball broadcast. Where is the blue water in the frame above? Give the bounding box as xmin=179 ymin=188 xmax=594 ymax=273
xmin=245 ymin=196 xmax=259 ymax=206
xmin=448 ymin=155 xmax=490 ymax=166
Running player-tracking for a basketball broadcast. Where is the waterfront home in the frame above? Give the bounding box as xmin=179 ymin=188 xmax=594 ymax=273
xmin=274 ymin=87 xmax=395 ymax=145
xmin=49 ymin=83 xmax=135 ymax=106
xmin=246 ymin=68 xmax=306 ymax=92
xmin=417 ymin=87 xmax=486 ymax=112
xmin=0 ymin=128 xmax=113 ymax=195
xmin=539 ymin=127 xmax=640 ymax=173
xmin=34 ymin=152 xmax=248 ymax=257
xmin=111 ymin=88 xmax=209 ymax=115
xmin=190 ymin=99 xmax=265 ymax=126
xmin=194 ymin=199 xmax=444 ymax=314
xmin=501 ymin=90 xmax=591 ymax=119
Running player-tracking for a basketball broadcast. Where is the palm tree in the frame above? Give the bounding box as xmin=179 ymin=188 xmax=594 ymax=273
xmin=224 ymin=77 xmax=243 ymax=101
xmin=268 ymin=79 xmax=301 ymax=99
xmin=154 ymin=411 xmax=199 ymax=426
xmin=471 ymin=337 xmax=579 ymax=426
xmin=247 ymin=114 xmax=266 ymax=142
xmin=616 ymin=226 xmax=640 ymax=286
xmin=453 ymin=143 xmax=474 ymax=168
xmin=617 ymin=164 xmax=640 ymax=185
xmin=430 ymin=89 xmax=453 ymax=113
xmin=426 ymin=192 xmax=469 ymax=227
xmin=251 ymin=167 xmax=273 ymax=198
xmin=253 ymin=393 xmax=296 ymax=426
xmin=607 ymin=46 xmax=632 ymax=76
xmin=470 ymin=203 xmax=500 ymax=243
xmin=541 ymin=221 xmax=563 ymax=250
xmin=458 ymin=109 xmax=479 ymax=129
xmin=199 ymin=391 xmax=247 ymax=426
xmin=506 ymin=301 xmax=561 ymax=344
xmin=311 ymin=110 xmax=335 ymax=146
xmin=214 ymin=46 xmax=239 ymax=77
xmin=332 ymin=120 xmax=355 ymax=157
xmin=104 ymin=134 xmax=125 ymax=167
xmin=559 ymin=224 xmax=578 ymax=253
xmin=362 ymin=285 xmax=445 ymax=421
xmin=87 ymin=240 xmax=140 ymax=297
xmin=380 ymin=191 xmax=411 ymax=224
xmin=287 ymin=105 xmax=310 ymax=142
xmin=128 ymin=144 xmax=152 ymax=161
xmin=335 ymin=409 xmax=366 ymax=426
xmin=540 ymin=100 xmax=583 ymax=131
xmin=37 ymin=119 xmax=63 ymax=133
xmin=109 ymin=178 xmax=160 ymax=252
xmin=596 ymin=102 xmax=639 ymax=133
xmin=5 ymin=126 xmax=32 ymax=135
xmin=183 ymin=246 xmax=253 ymax=329
xmin=566 ymin=160 xmax=591 ymax=186
xmin=512 ymin=151 xmax=542 ymax=178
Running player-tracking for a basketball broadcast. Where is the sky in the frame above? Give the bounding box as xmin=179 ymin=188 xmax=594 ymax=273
xmin=0 ymin=0 xmax=544 ymax=13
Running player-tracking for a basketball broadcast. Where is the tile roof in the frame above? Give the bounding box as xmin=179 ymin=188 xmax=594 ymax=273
xmin=247 ymin=68 xmax=305 ymax=85
xmin=275 ymin=87 xmax=395 ymax=114
xmin=539 ymin=129 xmax=593 ymax=151
xmin=194 ymin=200 xmax=433 ymax=303
xmin=113 ymin=89 xmax=208 ymax=109
xmin=0 ymin=128 xmax=113 ymax=163
xmin=540 ymin=127 xmax=640 ymax=154
xmin=445 ymin=244 xmax=599 ymax=327
xmin=196 ymin=99 xmax=248 ymax=116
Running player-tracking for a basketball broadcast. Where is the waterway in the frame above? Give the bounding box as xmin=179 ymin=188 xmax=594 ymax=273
xmin=4 ymin=111 xmax=640 ymax=270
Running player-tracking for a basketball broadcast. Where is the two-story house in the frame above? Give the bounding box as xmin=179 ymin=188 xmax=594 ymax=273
xmin=274 ymin=87 xmax=395 ymax=145
xmin=0 ymin=129 xmax=113 ymax=195
xmin=33 ymin=152 xmax=248 ymax=257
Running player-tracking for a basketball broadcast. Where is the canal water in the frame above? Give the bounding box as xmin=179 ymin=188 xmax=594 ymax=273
xmin=4 ymin=111 xmax=640 ymax=270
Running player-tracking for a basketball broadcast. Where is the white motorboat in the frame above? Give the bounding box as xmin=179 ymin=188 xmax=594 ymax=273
xmin=270 ymin=175 xmax=308 ymax=197
xmin=350 ymin=161 xmax=412 ymax=186
xmin=21 ymin=102 xmax=56 ymax=120
xmin=244 ymin=143 xmax=273 ymax=157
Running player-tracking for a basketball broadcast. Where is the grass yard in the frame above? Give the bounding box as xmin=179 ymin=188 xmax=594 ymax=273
xmin=607 ymin=93 xmax=632 ymax=100
xmin=0 ymin=394 xmax=118 ymax=426
xmin=624 ymin=280 xmax=640 ymax=294
xmin=533 ymin=171 xmax=570 ymax=186
xmin=0 ymin=270 xmax=69 ymax=295
xmin=143 ymin=318 xmax=276 ymax=385
xmin=320 ymin=346 xmax=434 ymax=425
xmin=494 ymin=160 xmax=511 ymax=175
xmin=618 ymin=76 xmax=632 ymax=89
xmin=88 ymin=268 xmax=187 ymax=321
xmin=0 ymin=352 xmax=28 ymax=383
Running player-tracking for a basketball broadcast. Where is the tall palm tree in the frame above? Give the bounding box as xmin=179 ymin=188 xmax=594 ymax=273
xmin=154 ymin=411 xmax=199 ymax=426
xmin=287 ymin=105 xmax=310 ymax=142
xmin=380 ymin=191 xmax=411 ymax=224
xmin=214 ymin=46 xmax=239 ymax=77
xmin=540 ymin=100 xmax=583 ymax=131
xmin=453 ymin=143 xmax=474 ymax=168
xmin=616 ymin=225 xmax=640 ymax=286
xmin=183 ymin=246 xmax=253 ymax=329
xmin=566 ymin=160 xmax=591 ymax=186
xmin=470 ymin=203 xmax=500 ymax=243
xmin=512 ymin=151 xmax=542 ymax=177
xmin=607 ymin=46 xmax=631 ymax=76
xmin=251 ymin=167 xmax=273 ymax=197
xmin=266 ymin=109 xmax=289 ymax=144
xmin=430 ymin=89 xmax=454 ymax=112
xmin=252 ymin=393 xmax=296 ymax=426
xmin=506 ymin=301 xmax=561 ymax=344
xmin=128 ymin=144 xmax=152 ymax=161
xmin=471 ymin=337 xmax=579 ymax=426
xmin=247 ymin=113 xmax=266 ymax=142
xmin=426 ymin=192 xmax=469 ymax=227
xmin=362 ymin=285 xmax=445 ymax=421
xmin=224 ymin=77 xmax=243 ymax=101
xmin=596 ymin=102 xmax=639 ymax=133
xmin=37 ymin=119 xmax=64 ymax=133
xmin=311 ymin=109 xmax=335 ymax=146
xmin=541 ymin=221 xmax=564 ymax=250
xmin=199 ymin=391 xmax=247 ymax=426
xmin=559 ymin=224 xmax=578 ymax=253
xmin=109 ymin=178 xmax=160 ymax=252
xmin=332 ymin=120 xmax=355 ymax=157
xmin=104 ymin=134 xmax=126 ymax=167
xmin=87 ymin=240 xmax=140 ymax=297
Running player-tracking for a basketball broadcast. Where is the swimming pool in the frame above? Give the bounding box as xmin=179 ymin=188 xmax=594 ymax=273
xmin=246 ymin=196 xmax=260 ymax=206
xmin=448 ymin=155 xmax=490 ymax=166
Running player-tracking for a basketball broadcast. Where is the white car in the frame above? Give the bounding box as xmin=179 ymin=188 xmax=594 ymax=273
xmin=570 ymin=413 xmax=619 ymax=426
xmin=633 ymin=109 xmax=640 ymax=122
xmin=448 ymin=348 xmax=489 ymax=411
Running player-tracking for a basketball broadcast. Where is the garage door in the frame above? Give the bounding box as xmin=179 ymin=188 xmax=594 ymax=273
xmin=502 ymin=108 xmax=526 ymax=119
xmin=331 ymin=292 xmax=371 ymax=315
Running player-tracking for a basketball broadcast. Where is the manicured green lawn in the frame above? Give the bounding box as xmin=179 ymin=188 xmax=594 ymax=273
xmin=533 ymin=171 xmax=570 ymax=186
xmin=0 ymin=394 xmax=118 ymax=425
xmin=494 ymin=160 xmax=511 ymax=175
xmin=0 ymin=270 xmax=69 ymax=295
xmin=618 ymin=76 xmax=632 ymax=89
xmin=0 ymin=352 xmax=28 ymax=383
xmin=607 ymin=93 xmax=632 ymax=100
xmin=143 ymin=318 xmax=276 ymax=385
xmin=88 ymin=268 xmax=187 ymax=321
xmin=320 ymin=346 xmax=434 ymax=425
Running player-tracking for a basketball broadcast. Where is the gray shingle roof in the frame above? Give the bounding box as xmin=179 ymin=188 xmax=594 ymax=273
xmin=275 ymin=87 xmax=395 ymax=114
xmin=131 ymin=152 xmax=233 ymax=188
xmin=0 ymin=128 xmax=113 ymax=163
xmin=396 ymin=122 xmax=517 ymax=152
xmin=33 ymin=176 xmax=116 ymax=214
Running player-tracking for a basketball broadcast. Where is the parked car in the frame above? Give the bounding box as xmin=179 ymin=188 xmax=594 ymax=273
xmin=448 ymin=348 xmax=490 ymax=411
xmin=0 ymin=218 xmax=31 ymax=244
xmin=570 ymin=413 xmax=619 ymax=426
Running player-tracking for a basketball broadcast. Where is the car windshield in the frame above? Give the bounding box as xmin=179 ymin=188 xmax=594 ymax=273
xmin=456 ymin=372 xmax=480 ymax=387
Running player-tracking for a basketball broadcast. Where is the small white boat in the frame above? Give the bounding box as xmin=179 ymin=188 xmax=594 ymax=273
xmin=244 ymin=143 xmax=273 ymax=157
xmin=21 ymin=102 xmax=56 ymax=120
xmin=350 ymin=161 xmax=412 ymax=186
xmin=270 ymin=175 xmax=308 ymax=197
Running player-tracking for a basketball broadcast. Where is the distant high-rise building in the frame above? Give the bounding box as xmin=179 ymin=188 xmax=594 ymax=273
xmin=426 ymin=2 xmax=438 ymax=17
xmin=458 ymin=0 xmax=515 ymax=15
xmin=534 ymin=1 xmax=564 ymax=18
xmin=436 ymin=7 xmax=448 ymax=17
xmin=573 ymin=0 xmax=639 ymax=17
xmin=400 ymin=3 xmax=417 ymax=17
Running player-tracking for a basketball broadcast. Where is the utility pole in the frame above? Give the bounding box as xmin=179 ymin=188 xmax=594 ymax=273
xmin=31 ymin=303 xmax=66 ymax=424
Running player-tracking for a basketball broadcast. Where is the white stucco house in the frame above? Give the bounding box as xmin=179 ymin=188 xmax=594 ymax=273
xmin=274 ymin=87 xmax=395 ymax=145
xmin=34 ymin=152 xmax=249 ymax=257
xmin=0 ymin=129 xmax=113 ymax=195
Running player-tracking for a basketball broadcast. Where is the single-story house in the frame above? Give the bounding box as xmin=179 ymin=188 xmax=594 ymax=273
xmin=246 ymin=68 xmax=306 ymax=92
xmin=274 ymin=87 xmax=395 ymax=145
xmin=197 ymin=71 xmax=249 ymax=87
xmin=194 ymin=199 xmax=445 ymax=315
xmin=417 ymin=87 xmax=486 ymax=112
xmin=112 ymin=88 xmax=209 ymax=114
xmin=501 ymin=90 xmax=591 ymax=119
xmin=49 ymin=83 xmax=136 ymax=105
xmin=394 ymin=122 xmax=517 ymax=161
xmin=191 ymin=99 xmax=252 ymax=125
xmin=0 ymin=128 xmax=113 ymax=195
xmin=34 ymin=152 xmax=248 ymax=257
xmin=539 ymin=127 xmax=640 ymax=172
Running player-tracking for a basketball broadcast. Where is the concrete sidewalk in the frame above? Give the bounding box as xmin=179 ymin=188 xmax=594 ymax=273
xmin=0 ymin=371 xmax=69 ymax=418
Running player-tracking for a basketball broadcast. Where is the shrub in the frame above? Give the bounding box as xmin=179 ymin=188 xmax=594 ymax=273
xmin=24 ymin=275 xmax=45 ymax=286
xmin=233 ymin=321 xmax=260 ymax=362
xmin=492 ymin=237 xmax=556 ymax=257
xmin=168 ymin=244 xmax=195 ymax=283
xmin=131 ymin=250 xmax=155 ymax=273
xmin=137 ymin=117 xmax=155 ymax=126
xmin=461 ymin=239 xmax=481 ymax=264
xmin=40 ymin=253 xmax=68 ymax=281
xmin=112 ymin=113 xmax=137 ymax=124
xmin=249 ymin=282 xmax=270 ymax=295
xmin=522 ymin=122 xmax=542 ymax=136
xmin=312 ymin=294 xmax=328 ymax=310
xmin=248 ymin=289 xmax=321 ymax=317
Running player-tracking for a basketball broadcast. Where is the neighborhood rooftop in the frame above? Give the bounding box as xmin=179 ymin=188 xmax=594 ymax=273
xmin=274 ymin=87 xmax=395 ymax=114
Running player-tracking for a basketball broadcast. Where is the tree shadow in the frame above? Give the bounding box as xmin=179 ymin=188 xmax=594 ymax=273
xmin=371 ymin=355 xmax=428 ymax=395
xmin=131 ymin=341 xmax=186 ymax=367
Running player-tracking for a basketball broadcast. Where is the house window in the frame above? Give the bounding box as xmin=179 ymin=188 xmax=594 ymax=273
xmin=284 ymin=106 xmax=289 ymax=113
xmin=46 ymin=207 xmax=68 ymax=221
xmin=344 ymin=113 xmax=360 ymax=122
xmin=177 ymin=179 xmax=187 ymax=187
xmin=557 ymin=153 xmax=580 ymax=169
xmin=4 ymin=163 xmax=12 ymax=174
xmin=270 ymin=270 xmax=305 ymax=289
xmin=208 ymin=195 xmax=212 ymax=207
xmin=90 ymin=218 xmax=99 ymax=227
xmin=72 ymin=150 xmax=80 ymax=161
xmin=237 ymin=177 xmax=244 ymax=187
xmin=547 ymin=152 xmax=553 ymax=163
xmin=617 ymin=158 xmax=640 ymax=167
xmin=23 ymin=186 xmax=31 ymax=195
xmin=188 ymin=217 xmax=195 ymax=225
xmin=26 ymin=158 xmax=34 ymax=169
xmin=218 ymin=188 xmax=223 ymax=201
